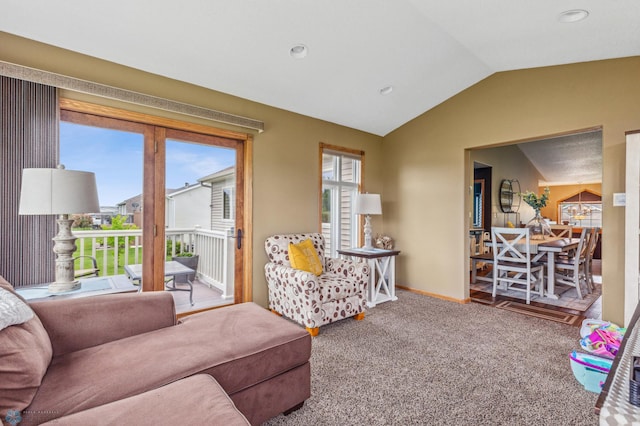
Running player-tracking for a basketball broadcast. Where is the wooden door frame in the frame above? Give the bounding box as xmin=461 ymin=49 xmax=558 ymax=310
xmin=60 ymin=99 xmax=253 ymax=303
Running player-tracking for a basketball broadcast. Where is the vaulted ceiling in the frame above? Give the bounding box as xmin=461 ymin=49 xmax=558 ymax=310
xmin=517 ymin=130 xmax=602 ymax=186
xmin=1 ymin=1 xmax=638 ymax=137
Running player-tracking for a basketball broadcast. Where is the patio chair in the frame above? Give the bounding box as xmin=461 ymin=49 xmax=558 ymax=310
xmin=264 ymin=233 xmax=369 ymax=336
xmin=491 ymin=227 xmax=545 ymax=304
xmin=74 ymin=255 xmax=99 ymax=279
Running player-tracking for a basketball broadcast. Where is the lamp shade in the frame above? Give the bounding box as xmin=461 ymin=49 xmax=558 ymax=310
xmin=354 ymin=193 xmax=382 ymax=215
xmin=19 ymin=167 xmax=100 ymax=215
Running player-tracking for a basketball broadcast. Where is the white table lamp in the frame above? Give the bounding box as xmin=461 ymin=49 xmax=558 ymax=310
xmin=354 ymin=193 xmax=382 ymax=250
xmin=19 ymin=165 xmax=100 ymax=293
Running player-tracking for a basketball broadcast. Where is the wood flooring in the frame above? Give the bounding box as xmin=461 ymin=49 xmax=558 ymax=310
xmin=470 ymin=259 xmax=602 ymax=326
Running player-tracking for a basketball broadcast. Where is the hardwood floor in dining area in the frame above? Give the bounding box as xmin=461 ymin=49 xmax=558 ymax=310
xmin=470 ymin=259 xmax=602 ymax=325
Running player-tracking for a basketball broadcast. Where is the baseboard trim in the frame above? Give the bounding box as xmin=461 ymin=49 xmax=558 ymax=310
xmin=396 ymin=285 xmax=470 ymax=304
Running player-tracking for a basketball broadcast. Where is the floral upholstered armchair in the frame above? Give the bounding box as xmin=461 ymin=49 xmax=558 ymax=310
xmin=264 ymin=233 xmax=370 ymax=336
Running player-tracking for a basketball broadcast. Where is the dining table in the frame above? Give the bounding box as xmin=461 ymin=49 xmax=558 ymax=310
xmin=511 ymin=236 xmax=580 ymax=299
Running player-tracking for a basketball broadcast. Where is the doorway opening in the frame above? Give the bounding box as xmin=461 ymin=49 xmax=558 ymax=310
xmin=467 ymin=128 xmax=603 ymax=322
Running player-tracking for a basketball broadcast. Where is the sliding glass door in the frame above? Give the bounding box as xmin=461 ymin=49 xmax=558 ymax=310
xmin=60 ymin=102 xmax=248 ymax=309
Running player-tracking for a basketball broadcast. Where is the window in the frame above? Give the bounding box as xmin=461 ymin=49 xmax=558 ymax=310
xmin=472 ymin=180 xmax=484 ymax=228
xmin=223 ymin=187 xmax=234 ymax=220
xmin=557 ymin=190 xmax=602 ymax=228
xmin=558 ymin=201 xmax=602 ymax=227
xmin=320 ymin=144 xmax=363 ymax=257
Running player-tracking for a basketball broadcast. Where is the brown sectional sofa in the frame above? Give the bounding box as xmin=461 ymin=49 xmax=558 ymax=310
xmin=41 ymin=374 xmax=252 ymax=426
xmin=0 ymin=277 xmax=311 ymax=425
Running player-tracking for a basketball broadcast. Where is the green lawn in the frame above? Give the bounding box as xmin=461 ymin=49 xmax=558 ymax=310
xmin=74 ymin=237 xmax=142 ymax=276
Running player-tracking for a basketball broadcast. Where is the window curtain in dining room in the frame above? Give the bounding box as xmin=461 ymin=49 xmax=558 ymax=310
xmin=0 ymin=75 xmax=58 ymax=286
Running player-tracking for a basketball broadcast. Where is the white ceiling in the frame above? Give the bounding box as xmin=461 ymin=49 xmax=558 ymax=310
xmin=1 ymin=1 xmax=639 ymax=137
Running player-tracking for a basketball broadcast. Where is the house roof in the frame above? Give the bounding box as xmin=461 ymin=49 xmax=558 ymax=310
xmin=199 ymin=166 xmax=235 ymax=184
xmin=1 ymin=2 xmax=638 ymax=137
xmin=166 ymin=183 xmax=204 ymax=198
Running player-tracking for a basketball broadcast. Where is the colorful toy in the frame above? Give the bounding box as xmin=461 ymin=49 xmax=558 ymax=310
xmin=579 ymin=319 xmax=626 ymax=339
xmin=569 ymin=351 xmax=613 ymax=393
xmin=580 ymin=331 xmax=617 ymax=359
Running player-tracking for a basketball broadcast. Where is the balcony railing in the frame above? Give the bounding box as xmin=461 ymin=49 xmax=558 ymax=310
xmin=73 ymin=227 xmax=234 ymax=298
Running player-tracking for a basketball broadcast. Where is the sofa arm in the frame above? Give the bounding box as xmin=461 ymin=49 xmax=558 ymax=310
xmin=325 ymin=257 xmax=370 ymax=289
xmin=30 ymin=291 xmax=176 ymax=357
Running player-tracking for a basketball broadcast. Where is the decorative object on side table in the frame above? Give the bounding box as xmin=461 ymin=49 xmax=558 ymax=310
xmin=354 ymin=193 xmax=382 ymax=250
xmin=18 ymin=165 xmax=100 ymax=293
xmin=375 ymin=234 xmax=394 ymax=250
xmin=521 ymin=187 xmax=551 ymax=240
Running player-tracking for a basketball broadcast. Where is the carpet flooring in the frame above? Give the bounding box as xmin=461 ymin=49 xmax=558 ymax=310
xmin=264 ymin=289 xmax=599 ymax=426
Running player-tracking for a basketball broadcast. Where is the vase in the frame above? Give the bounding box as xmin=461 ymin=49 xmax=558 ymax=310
xmin=526 ymin=210 xmax=551 ymax=240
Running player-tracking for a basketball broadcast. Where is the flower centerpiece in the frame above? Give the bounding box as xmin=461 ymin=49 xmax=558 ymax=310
xmin=520 ymin=187 xmax=551 ymax=239
xmin=521 ymin=187 xmax=550 ymax=211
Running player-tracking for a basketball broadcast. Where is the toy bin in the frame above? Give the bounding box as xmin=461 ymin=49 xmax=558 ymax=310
xmin=569 ymin=350 xmax=614 ymax=393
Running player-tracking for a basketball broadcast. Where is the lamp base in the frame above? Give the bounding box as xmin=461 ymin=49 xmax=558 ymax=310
xmin=362 ymin=214 xmax=374 ymax=250
xmin=48 ymin=280 xmax=81 ymax=293
xmin=48 ymin=214 xmax=81 ymax=293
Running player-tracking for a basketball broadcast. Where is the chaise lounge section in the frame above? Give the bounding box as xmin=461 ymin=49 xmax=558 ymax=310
xmin=0 ymin=276 xmax=311 ymax=425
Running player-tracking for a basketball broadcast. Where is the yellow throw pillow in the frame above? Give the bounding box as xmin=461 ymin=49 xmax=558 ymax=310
xmin=288 ymin=239 xmax=323 ymax=276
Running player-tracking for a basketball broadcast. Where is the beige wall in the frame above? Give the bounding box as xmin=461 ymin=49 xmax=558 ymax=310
xmin=383 ymin=56 xmax=640 ymax=325
xmin=471 ymin=145 xmax=542 ymax=227
xmin=0 ymin=32 xmax=384 ymax=307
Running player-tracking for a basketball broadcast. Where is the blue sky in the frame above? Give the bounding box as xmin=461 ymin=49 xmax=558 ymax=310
xmin=60 ymin=122 xmax=235 ymax=206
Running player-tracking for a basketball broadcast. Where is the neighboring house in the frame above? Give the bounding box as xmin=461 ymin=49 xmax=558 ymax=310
xmin=108 ymin=173 xmax=234 ymax=231
xmin=116 ymin=194 xmax=143 ymax=227
xmin=199 ymin=167 xmax=235 ymax=233
xmin=90 ymin=206 xmax=118 ymax=228
xmin=165 ymin=183 xmax=211 ymax=229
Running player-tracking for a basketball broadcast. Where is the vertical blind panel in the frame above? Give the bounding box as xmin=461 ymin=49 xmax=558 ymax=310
xmin=0 ymin=76 xmax=58 ymax=287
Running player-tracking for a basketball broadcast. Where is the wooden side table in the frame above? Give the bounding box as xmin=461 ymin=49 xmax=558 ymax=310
xmin=337 ymin=248 xmax=401 ymax=307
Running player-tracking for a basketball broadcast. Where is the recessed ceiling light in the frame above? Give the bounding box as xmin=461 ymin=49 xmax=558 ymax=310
xmin=558 ymin=9 xmax=589 ymax=23
xmin=379 ymin=86 xmax=393 ymax=95
xmin=290 ymin=44 xmax=308 ymax=59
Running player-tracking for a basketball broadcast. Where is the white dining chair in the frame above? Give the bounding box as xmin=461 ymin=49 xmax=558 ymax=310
xmin=554 ymin=227 xmax=589 ymax=299
xmin=491 ymin=227 xmax=545 ymax=304
xmin=549 ymin=224 xmax=573 ymax=238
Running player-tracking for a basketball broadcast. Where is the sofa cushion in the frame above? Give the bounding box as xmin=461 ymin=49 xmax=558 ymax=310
xmin=265 ymin=233 xmax=326 ymax=267
xmin=0 ymin=277 xmax=53 ymax=420
xmin=27 ymin=302 xmax=311 ymax=420
xmin=289 ymin=239 xmax=323 ymax=276
xmin=39 ymin=375 xmax=250 ymax=426
xmin=318 ymin=273 xmax=362 ymax=302
xmin=0 ymin=286 xmax=34 ymax=330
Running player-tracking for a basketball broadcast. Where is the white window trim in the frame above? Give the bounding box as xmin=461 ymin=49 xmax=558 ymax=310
xmin=321 ymin=150 xmax=362 ymax=257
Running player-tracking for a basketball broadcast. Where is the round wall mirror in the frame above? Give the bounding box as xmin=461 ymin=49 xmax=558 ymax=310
xmin=499 ymin=179 xmax=520 ymax=213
